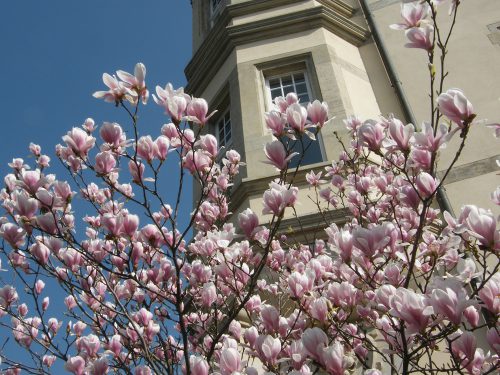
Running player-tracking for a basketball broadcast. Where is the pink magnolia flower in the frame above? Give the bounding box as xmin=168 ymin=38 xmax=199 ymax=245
xmin=94 ymin=151 xmax=116 ymax=175
xmin=357 ymin=120 xmax=385 ymax=151
xmin=62 ymin=128 xmax=96 ymax=158
xmin=405 ymin=24 xmax=434 ymax=51
xmin=286 ymin=103 xmax=308 ymax=133
xmin=190 ymin=356 xmax=209 ymax=375
xmin=219 ymin=347 xmax=241 ymax=375
xmin=302 ymin=327 xmax=328 ymax=361
xmin=463 ymin=306 xmax=480 ymax=327
xmin=238 ymin=208 xmax=259 ymax=238
xmin=185 ymin=97 xmax=216 ymax=125
xmin=100 ymin=122 xmax=125 ymax=148
xmin=42 ymin=355 xmax=56 ymax=367
xmin=390 ymin=2 xmax=429 ymax=30
xmin=128 ymin=160 xmax=145 ymax=183
xmin=256 ymin=335 xmax=281 ymax=365
xmin=13 ymin=192 xmax=39 ymax=219
xmin=17 ymin=169 xmax=47 ymax=194
xmin=437 ymin=89 xmax=475 ymax=126
xmin=0 ymin=223 xmax=26 ymax=248
xmin=326 ymin=225 xmax=353 ymax=262
xmin=65 ymin=295 xmax=77 ymax=310
xmin=451 ymin=332 xmax=485 ymax=375
xmin=200 ymin=282 xmax=217 ymax=307
xmin=307 ymin=100 xmax=329 ymax=127
xmin=412 ymin=122 xmax=453 ymax=152
xmin=321 ymin=342 xmax=349 ymax=375
xmin=486 ymin=327 xmax=500 ymax=355
xmin=136 ymin=136 xmax=157 ymax=163
xmin=30 ymin=241 xmax=50 ymax=265
xmin=427 ymin=278 xmax=472 ymax=325
xmin=415 ymin=172 xmax=437 ymax=198
xmin=262 ymin=181 xmax=299 ymax=215
xmin=82 ymin=118 xmax=95 ymax=132
xmin=352 ymin=224 xmax=391 ymax=258
xmin=93 ymin=73 xmax=136 ymax=105
xmin=387 ymin=118 xmax=414 ymax=151
xmin=116 ymin=62 xmax=149 ymax=104
xmin=264 ymin=140 xmax=298 ymax=170
xmin=64 ymin=355 xmax=86 ymax=375
xmin=288 ymin=270 xmax=315 ymax=299
xmin=0 ymin=285 xmax=18 ymax=307
xmin=265 ymin=110 xmax=286 ymax=136
xmin=461 ymin=205 xmax=499 ymax=248
xmin=306 ymin=170 xmax=326 ymax=187
xmin=153 ymin=83 xmax=190 ymax=123
xmin=196 ymin=134 xmax=218 ymax=158
xmin=310 ymin=297 xmax=329 ymax=323
xmin=491 ymin=186 xmax=500 ymax=205
xmin=260 ymin=305 xmax=280 ymax=333
xmin=344 ymin=115 xmax=363 ymax=132
xmin=135 ymin=366 xmax=152 ymax=375
xmin=478 ymin=273 xmax=500 ymax=314
xmin=34 ymin=279 xmax=45 ymax=294
xmin=389 ymin=288 xmax=430 ymax=335
xmin=88 ymin=358 xmax=108 ymax=375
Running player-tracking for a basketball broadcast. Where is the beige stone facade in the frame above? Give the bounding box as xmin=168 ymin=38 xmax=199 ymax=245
xmin=187 ymin=0 xmax=500 ymax=225
xmin=186 ymin=1 xmax=499 ymax=372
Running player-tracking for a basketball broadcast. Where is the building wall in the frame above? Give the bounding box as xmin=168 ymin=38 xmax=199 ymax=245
xmin=367 ymin=0 xmax=500 ymax=215
xmin=188 ymin=0 xmax=500 ymax=218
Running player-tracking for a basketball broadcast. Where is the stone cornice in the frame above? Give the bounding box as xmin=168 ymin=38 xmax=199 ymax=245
xmin=185 ymin=1 xmax=368 ymax=96
xmin=278 ymin=207 xmax=350 ymax=240
xmin=227 ymin=0 xmax=355 ymax=19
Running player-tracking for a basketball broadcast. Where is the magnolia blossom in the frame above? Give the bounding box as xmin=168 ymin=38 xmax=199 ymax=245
xmin=390 ymin=2 xmax=429 ymax=30
xmin=437 ymin=89 xmax=475 ymax=127
xmin=185 ymin=97 xmax=216 ymax=125
xmin=405 ymin=24 xmax=434 ymax=51
xmin=116 ymin=62 xmax=149 ymax=104
xmin=62 ymin=128 xmax=96 ymax=158
xmin=153 ymin=83 xmax=190 ymax=122
xmin=262 ymin=181 xmax=298 ymax=215
xmin=264 ymin=140 xmax=298 ymax=170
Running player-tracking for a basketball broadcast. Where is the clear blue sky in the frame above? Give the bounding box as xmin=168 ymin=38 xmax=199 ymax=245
xmin=0 ymin=1 xmax=193 ymax=368
xmin=0 ymin=0 xmax=192 ymax=177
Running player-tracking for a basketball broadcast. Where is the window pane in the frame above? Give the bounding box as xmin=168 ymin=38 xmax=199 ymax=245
xmin=283 ymin=135 xmax=323 ymax=168
xmin=281 ymin=75 xmax=293 ymax=86
xmin=295 ymin=82 xmax=307 ymax=93
xmin=298 ymin=93 xmax=310 ymax=103
xmin=270 ymin=88 xmax=282 ymax=100
xmin=269 ymin=78 xmax=281 ymax=88
xmin=283 ymin=86 xmax=294 ymax=96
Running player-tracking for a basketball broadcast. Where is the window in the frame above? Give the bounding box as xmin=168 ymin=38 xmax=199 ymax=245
xmin=215 ymin=109 xmax=232 ymax=148
xmin=266 ymin=71 xmax=324 ymax=169
xmin=268 ymin=72 xmax=310 ymax=103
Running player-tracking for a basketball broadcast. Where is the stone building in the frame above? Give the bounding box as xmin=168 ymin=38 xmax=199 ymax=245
xmin=185 ymin=0 xmax=500 ymax=228
xmin=184 ymin=1 xmax=499 ymax=372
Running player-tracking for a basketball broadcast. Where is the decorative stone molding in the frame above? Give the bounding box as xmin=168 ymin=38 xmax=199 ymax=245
xmin=185 ymin=1 xmax=369 ymax=96
xmin=437 ymin=154 xmax=500 ymax=184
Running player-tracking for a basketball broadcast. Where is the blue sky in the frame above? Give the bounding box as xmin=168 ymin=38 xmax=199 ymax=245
xmin=0 ymin=0 xmax=192 ymax=176
xmin=0 ymin=1 xmax=193 ymax=367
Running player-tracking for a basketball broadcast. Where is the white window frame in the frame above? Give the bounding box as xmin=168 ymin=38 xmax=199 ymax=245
xmin=215 ymin=108 xmax=232 ymax=149
xmin=265 ymin=70 xmax=314 ymax=106
xmin=264 ymin=70 xmax=326 ymax=166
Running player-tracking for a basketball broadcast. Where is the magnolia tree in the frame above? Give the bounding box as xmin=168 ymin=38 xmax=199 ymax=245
xmin=0 ymin=1 xmax=499 ymax=374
